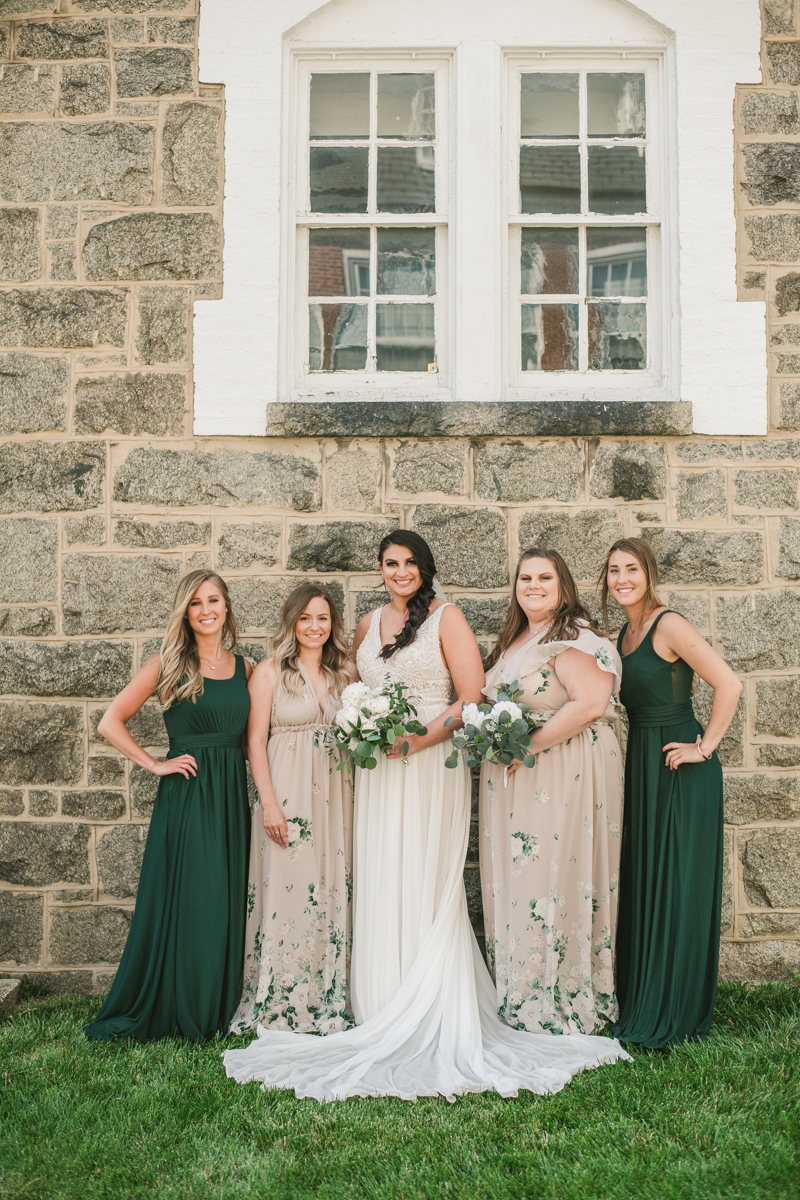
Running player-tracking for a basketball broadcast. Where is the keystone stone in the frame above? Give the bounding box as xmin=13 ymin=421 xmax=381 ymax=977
xmin=29 ymin=789 xmax=56 ymax=817
xmin=719 ymin=940 xmax=800 ymax=983
xmin=767 ymin=40 xmax=800 ymax=85
xmin=590 ymin=441 xmax=666 ymax=501
xmin=0 ymin=640 xmax=132 ymax=697
xmin=288 ymin=521 xmax=394 ymax=573
xmin=390 ymin=441 xmax=468 ymax=495
xmin=228 ymin=577 xmax=345 ymax=635
xmin=149 ymin=17 xmax=196 ymax=43
xmin=0 ymin=287 xmax=128 ymax=349
xmin=741 ymin=143 xmax=800 ymax=206
xmin=675 ymin=470 xmax=727 ymax=521
xmin=83 ymin=212 xmax=220 ymax=281
xmin=0 ymin=518 xmax=57 ymax=602
xmin=62 ymin=554 xmax=182 ymax=635
xmin=96 ymin=825 xmax=146 ymax=898
xmin=777 ymin=516 xmax=800 ymax=578
xmin=715 ymin=590 xmax=800 ymax=671
xmin=723 ymin=773 xmax=800 ymax=824
xmin=0 ymin=208 xmax=40 ymax=281
xmin=64 ymin=514 xmax=105 ymax=545
xmin=757 ymin=744 xmax=800 ymax=766
xmin=413 ymin=506 xmax=508 ymax=588
xmin=113 ymin=447 xmax=321 ymax=511
xmin=456 ymin=596 xmax=510 ymax=636
xmin=134 ymin=286 xmax=190 ymax=364
xmin=745 ymin=213 xmax=800 ymax=261
xmin=740 ymin=90 xmax=800 ymax=135
xmin=755 ymin=675 xmax=800 ymax=736
xmin=162 ymin=102 xmax=219 ymax=205
xmin=0 ymin=821 xmax=90 ymax=885
xmin=640 ymin=528 xmax=763 ymax=585
xmin=0 ymin=64 xmax=55 ymax=114
xmin=0 ymin=441 xmax=105 ymax=513
xmin=217 ymin=522 xmax=281 ymax=570
xmin=74 ymin=372 xmax=186 ymax=436
xmin=0 ymin=892 xmax=43 ymax=964
xmin=62 ymin=789 xmax=125 ymax=820
xmin=517 ymin=508 xmax=624 ymax=582
xmin=674 ymin=440 xmax=741 ymax=462
xmin=764 ymin=0 xmax=795 ymax=34
xmin=778 ymin=383 xmax=800 ymax=429
xmin=0 ymin=608 xmax=55 ymax=637
xmin=91 ymin=702 xmax=166 ymax=747
xmin=60 ymin=63 xmax=111 ymax=116
xmin=114 ymin=48 xmax=193 ymax=98
xmin=475 ymin=441 xmax=583 ymax=503
xmin=113 ymin=518 xmax=208 ymax=550
xmin=0 ymin=122 xmax=153 ymax=205
xmin=327 ymin=450 xmax=381 ymax=512
xmin=734 ymin=468 xmax=798 ymax=509
xmin=49 ymin=906 xmax=132 ymax=965
xmin=739 ymin=828 xmax=800 ymax=908
xmin=0 ymin=789 xmax=23 ymax=816
xmin=16 ymin=19 xmax=107 ymax=59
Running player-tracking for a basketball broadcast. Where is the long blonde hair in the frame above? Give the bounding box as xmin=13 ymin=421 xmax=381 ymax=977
xmin=270 ymin=584 xmax=350 ymax=698
xmin=597 ymin=537 xmax=663 ymax=633
xmin=154 ymin=570 xmax=238 ymax=709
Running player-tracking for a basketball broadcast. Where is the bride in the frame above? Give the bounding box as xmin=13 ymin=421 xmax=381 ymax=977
xmin=223 ymin=530 xmax=630 ymax=1101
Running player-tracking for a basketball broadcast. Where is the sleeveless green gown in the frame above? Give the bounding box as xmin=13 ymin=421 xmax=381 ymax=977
xmin=612 ymin=612 xmax=724 ymax=1049
xmin=86 ymin=656 xmax=251 ymax=1042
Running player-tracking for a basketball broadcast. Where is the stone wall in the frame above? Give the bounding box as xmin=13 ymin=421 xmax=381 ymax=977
xmin=0 ymin=1 xmax=799 ymax=992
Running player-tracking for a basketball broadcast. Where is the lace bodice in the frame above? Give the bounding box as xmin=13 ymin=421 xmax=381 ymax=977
xmin=356 ymin=604 xmax=453 ymax=707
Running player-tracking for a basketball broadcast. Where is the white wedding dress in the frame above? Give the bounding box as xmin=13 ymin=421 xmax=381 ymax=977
xmin=223 ymin=605 xmax=631 ymax=1101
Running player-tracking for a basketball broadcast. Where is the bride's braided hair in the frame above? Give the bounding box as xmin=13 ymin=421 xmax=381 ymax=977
xmin=378 ymin=530 xmax=438 ymax=660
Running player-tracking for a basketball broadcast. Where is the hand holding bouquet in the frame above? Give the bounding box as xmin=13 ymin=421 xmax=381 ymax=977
xmin=321 ymin=680 xmax=428 ymax=771
xmin=444 ymin=682 xmax=538 ymax=785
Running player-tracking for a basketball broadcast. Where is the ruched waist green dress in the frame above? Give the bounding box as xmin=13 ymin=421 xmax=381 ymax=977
xmin=612 ymin=612 xmax=724 ymax=1049
xmin=86 ymin=655 xmax=251 ymax=1043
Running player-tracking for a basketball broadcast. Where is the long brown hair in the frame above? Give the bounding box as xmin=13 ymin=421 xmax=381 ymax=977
xmin=485 ymin=548 xmax=599 ymax=669
xmin=597 ymin=537 xmax=663 ymax=633
xmin=270 ymin=583 xmax=350 ymax=698
xmin=154 ymin=570 xmax=238 ymax=709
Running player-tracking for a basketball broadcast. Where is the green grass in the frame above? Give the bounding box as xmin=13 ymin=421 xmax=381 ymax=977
xmin=0 ymin=982 xmax=798 ymax=1200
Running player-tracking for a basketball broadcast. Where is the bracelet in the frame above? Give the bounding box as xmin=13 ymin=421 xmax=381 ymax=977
xmin=695 ymin=735 xmax=713 ymax=761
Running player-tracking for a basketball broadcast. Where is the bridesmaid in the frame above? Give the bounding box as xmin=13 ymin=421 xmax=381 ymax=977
xmin=480 ymin=548 xmax=624 ymax=1037
xmin=228 ymin=584 xmax=355 ymax=1035
xmin=601 ymin=538 xmax=742 ymax=1048
xmin=86 ymin=570 xmax=251 ymax=1042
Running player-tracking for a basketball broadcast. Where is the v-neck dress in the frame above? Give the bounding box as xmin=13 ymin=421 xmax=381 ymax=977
xmin=612 ymin=611 xmax=724 ymax=1048
xmin=85 ymin=655 xmax=251 ymax=1043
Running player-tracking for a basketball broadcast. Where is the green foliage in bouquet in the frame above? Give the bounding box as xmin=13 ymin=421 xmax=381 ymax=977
xmin=320 ymin=680 xmax=428 ymax=772
xmin=444 ymin=682 xmax=538 ymax=771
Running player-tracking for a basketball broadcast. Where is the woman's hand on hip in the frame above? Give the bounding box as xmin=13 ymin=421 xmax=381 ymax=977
xmin=150 ymin=755 xmax=197 ymax=779
xmin=663 ymin=741 xmax=707 ymax=770
xmin=262 ymin=803 xmax=289 ymax=848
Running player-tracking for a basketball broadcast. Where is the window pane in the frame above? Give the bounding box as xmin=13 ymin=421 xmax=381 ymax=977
xmin=521 ymin=228 xmax=579 ymax=295
xmin=588 ymin=302 xmax=646 ymax=370
xmin=587 ymin=228 xmax=647 ymax=297
xmin=309 ymin=229 xmax=370 ymax=297
xmin=520 ymin=145 xmax=581 ymax=213
xmin=310 ymin=147 xmax=369 ymax=213
xmin=377 ymin=229 xmax=435 ymax=295
xmin=520 ymin=73 xmax=579 ymax=138
xmin=521 ymin=304 xmax=579 ymax=371
xmin=587 ymin=146 xmax=646 ymax=214
xmin=377 ymin=147 xmax=435 ymax=212
xmin=377 ymin=73 xmax=435 ymax=139
xmin=309 ymin=303 xmax=368 ymax=371
xmin=310 ymin=73 xmax=369 ymax=139
xmin=587 ymin=73 xmax=646 ymax=138
xmin=376 ymin=303 xmax=434 ymax=371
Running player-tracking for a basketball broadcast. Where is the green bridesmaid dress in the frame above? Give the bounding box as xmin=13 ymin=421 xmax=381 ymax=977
xmin=612 ymin=611 xmax=724 ymax=1049
xmin=86 ymin=656 xmax=251 ymax=1042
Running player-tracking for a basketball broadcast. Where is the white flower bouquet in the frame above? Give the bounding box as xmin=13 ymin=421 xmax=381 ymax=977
xmin=319 ymin=680 xmax=428 ymax=771
xmin=444 ymin=682 xmax=538 ymax=784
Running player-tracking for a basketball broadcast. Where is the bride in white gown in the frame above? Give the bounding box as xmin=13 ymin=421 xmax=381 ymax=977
xmin=223 ymin=531 xmax=630 ymax=1101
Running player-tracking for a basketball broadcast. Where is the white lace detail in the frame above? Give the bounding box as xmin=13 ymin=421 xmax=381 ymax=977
xmin=357 ymin=605 xmax=453 ymax=706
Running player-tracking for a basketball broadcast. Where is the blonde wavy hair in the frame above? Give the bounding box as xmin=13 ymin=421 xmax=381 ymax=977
xmin=270 ymin=584 xmax=350 ymax=698
xmin=153 ymin=570 xmax=238 ymax=709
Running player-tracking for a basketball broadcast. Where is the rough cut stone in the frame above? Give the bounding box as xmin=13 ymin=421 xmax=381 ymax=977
xmin=96 ymin=825 xmax=146 ymax=898
xmin=0 ymin=441 xmax=105 ymax=513
xmin=640 ymin=528 xmax=763 ymax=585
xmin=0 ymin=892 xmax=43 ymax=964
xmin=778 ymin=383 xmax=800 ymax=429
xmin=413 ymin=506 xmax=508 ymax=588
xmin=590 ymin=441 xmax=666 ymax=501
xmin=49 ymin=906 xmax=132 ymax=965
xmin=777 ymin=354 xmax=800 ymax=375
xmin=517 ymin=508 xmax=624 ymax=582
xmin=0 ymin=979 xmax=20 ymax=1010
xmin=764 ymin=0 xmax=796 ymax=34
xmin=83 ymin=212 xmax=219 ymax=281
xmin=757 ymin=743 xmax=800 ymax=766
xmin=674 ymin=440 xmax=742 ymax=463
xmin=0 ymin=821 xmax=89 ymax=885
xmin=771 ymin=325 xmax=800 ymax=346
xmin=217 ymin=522 xmax=281 ymax=570
xmin=87 ymin=757 xmax=125 ymax=785
xmin=0 ymin=208 xmax=40 ymax=282
xmin=111 ymin=17 xmax=144 ymax=42
xmin=777 ymin=516 xmax=800 ymax=579
xmin=129 ymin=763 xmax=158 ymax=818
xmin=693 ymin=681 xmax=745 ymax=768
xmin=740 ymin=912 xmax=800 ymax=937
xmin=0 ymin=608 xmax=55 ymax=636
xmin=64 ymin=514 xmax=105 ymax=545
xmin=745 ymin=213 xmax=800 ymax=261
xmin=740 ymin=828 xmax=800 ymax=908
xmin=390 ymin=441 xmax=468 ymax=495
xmin=774 ymin=273 xmax=800 ymax=318
xmin=134 ymin=286 xmax=190 ymax=364
xmin=288 ymin=521 xmax=393 ymax=573
xmin=62 ymin=554 xmax=182 ymax=635
xmin=746 ymin=438 xmax=800 ymax=460
xmin=60 ymin=63 xmax=110 ymax=116
xmin=675 ymin=470 xmax=727 ymax=521
xmin=755 ymin=676 xmax=800 ymax=736
xmin=48 ymin=243 xmax=76 ymax=281
xmin=16 ymin=19 xmax=107 ymax=59
xmin=0 ymin=518 xmax=57 ymax=603
xmin=93 ymin=704 xmax=164 ymax=750
xmin=767 ymin=40 xmax=800 ymax=85
xmin=0 ymin=353 xmax=69 ymax=434
xmin=0 ymin=789 xmax=23 ymax=816
xmin=0 ymin=122 xmax=153 ymax=205
xmin=743 ymin=271 xmax=766 ymax=292
xmin=74 ymin=372 xmax=186 ymax=436
xmin=0 ymin=0 xmax=57 ymax=11
xmin=456 ymin=596 xmax=510 ymax=636
xmin=715 ymin=590 xmax=800 ymax=671
xmin=327 ymin=450 xmax=381 ymax=512
xmin=475 ymin=440 xmax=583 ymax=503
xmin=113 ymin=446 xmax=321 ymax=511
xmin=664 ymin=591 xmax=710 ymax=631
xmin=724 ymin=773 xmax=800 ymax=825
xmin=741 ymin=143 xmax=800 ymax=206
xmin=721 ymin=828 xmax=733 ymax=935
xmin=719 ymin=939 xmax=800 ymax=983
xmin=161 ymin=101 xmax=219 ymax=205
xmin=734 ymin=468 xmax=798 ymax=509
xmin=148 ymin=17 xmax=196 ymax=43
xmin=353 ymin=590 xmax=386 ymax=627
xmin=0 ymin=64 xmax=55 ymax=113
xmin=741 ymin=90 xmax=800 ymax=135
xmin=114 ymin=48 xmax=193 ymax=98
xmin=228 ymin=577 xmax=345 ymax=635
xmin=62 ymin=789 xmax=125 ymax=820
xmin=28 ymin=789 xmax=57 ymax=817
xmin=113 ymin=518 xmax=208 ymax=549
xmin=0 ymin=287 xmax=128 ymax=349
xmin=71 ymin=0 xmax=189 ymax=9
xmin=0 ymin=639 xmax=132 ymax=697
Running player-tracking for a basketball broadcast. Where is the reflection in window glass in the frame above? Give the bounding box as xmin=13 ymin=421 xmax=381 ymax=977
xmin=310 ymin=147 xmax=369 ymax=213
xmin=520 ymin=145 xmax=581 ymax=213
xmin=520 ymin=73 xmax=579 ymax=137
xmin=588 ymin=302 xmax=646 ymax=370
xmin=309 ymin=229 xmax=370 ymax=297
xmin=377 ymin=228 xmax=435 ymax=295
xmin=587 ymin=73 xmax=645 ymax=137
xmin=377 ymin=147 xmax=435 ymax=213
xmin=310 ymin=73 xmax=370 ymax=139
xmin=309 ymin=303 xmax=368 ymax=371
xmin=586 ymin=228 xmax=647 ymax=297
xmin=376 ymin=304 xmax=434 ymax=371
xmin=377 ymin=73 xmax=435 ymax=139
xmin=521 ymin=228 xmax=579 ymax=295
xmin=521 ymin=304 xmax=579 ymax=371
xmin=587 ymin=146 xmax=646 ymax=214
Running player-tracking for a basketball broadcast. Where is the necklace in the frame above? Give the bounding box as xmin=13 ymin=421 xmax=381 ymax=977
xmin=200 ymin=652 xmax=223 ymax=671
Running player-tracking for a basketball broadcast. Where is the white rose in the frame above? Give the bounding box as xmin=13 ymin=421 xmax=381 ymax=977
xmin=340 ymin=682 xmax=372 ymax=706
xmin=335 ymin=705 xmax=360 ymax=730
xmin=491 ymin=700 xmax=523 ymax=722
xmin=462 ymin=703 xmax=486 ymax=728
xmin=370 ymin=694 xmax=391 ymax=716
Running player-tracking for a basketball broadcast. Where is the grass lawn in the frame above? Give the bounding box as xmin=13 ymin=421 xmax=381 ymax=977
xmin=0 ymin=981 xmax=798 ymax=1200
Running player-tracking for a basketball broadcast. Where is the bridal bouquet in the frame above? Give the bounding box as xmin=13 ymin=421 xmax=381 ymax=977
xmin=444 ymin=682 xmax=538 ymax=782
xmin=319 ymin=680 xmax=428 ymax=772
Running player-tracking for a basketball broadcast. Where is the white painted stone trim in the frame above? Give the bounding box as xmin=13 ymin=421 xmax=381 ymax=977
xmin=196 ymin=0 xmax=767 ymax=435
